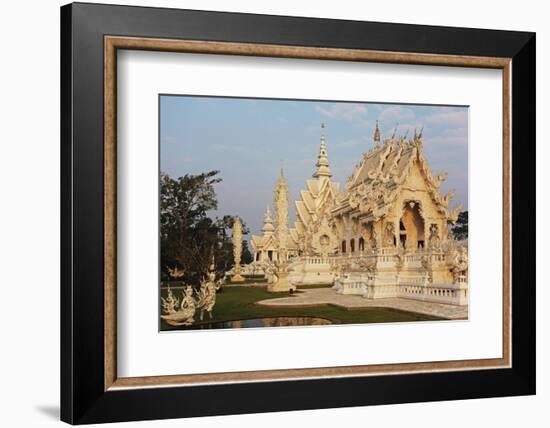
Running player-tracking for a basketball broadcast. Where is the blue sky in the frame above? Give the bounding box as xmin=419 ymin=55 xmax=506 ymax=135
xmin=160 ymin=96 xmax=468 ymax=238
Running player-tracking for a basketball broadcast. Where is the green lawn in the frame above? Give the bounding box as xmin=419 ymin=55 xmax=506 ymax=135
xmin=160 ymin=285 xmax=441 ymax=330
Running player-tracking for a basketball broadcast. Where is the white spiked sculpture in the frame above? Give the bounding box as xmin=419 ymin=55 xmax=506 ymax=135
xmin=267 ymin=168 xmax=296 ymax=292
xmin=231 ymin=216 xmax=245 ymax=283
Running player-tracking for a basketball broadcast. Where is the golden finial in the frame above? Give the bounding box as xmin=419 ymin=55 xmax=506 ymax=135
xmin=373 ymin=120 xmax=381 ymax=142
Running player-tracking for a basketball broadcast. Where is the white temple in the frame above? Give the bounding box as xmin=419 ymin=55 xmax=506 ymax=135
xmin=247 ymin=123 xmax=468 ymax=306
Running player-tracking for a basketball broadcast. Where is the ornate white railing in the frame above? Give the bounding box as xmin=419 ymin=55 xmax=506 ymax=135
xmin=398 ymin=282 xmax=468 ymax=306
xmin=301 ymin=256 xmax=332 ymax=265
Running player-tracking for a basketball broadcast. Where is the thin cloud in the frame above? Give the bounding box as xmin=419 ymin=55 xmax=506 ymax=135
xmin=378 ymin=105 xmax=415 ymax=122
xmin=209 ymin=143 xmax=244 ymax=152
xmin=427 ymin=135 xmax=468 ymax=147
xmin=424 ymin=126 xmax=468 ymax=147
xmin=278 ymin=117 xmax=289 ymax=124
xmin=314 ymin=103 xmax=369 ymax=126
xmin=334 ymin=139 xmax=363 ymax=149
xmin=423 ymin=108 xmax=468 ymax=126
xmin=296 ymin=142 xmax=318 ymax=154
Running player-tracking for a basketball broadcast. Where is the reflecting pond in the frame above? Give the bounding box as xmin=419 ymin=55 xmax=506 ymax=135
xmin=188 ymin=316 xmax=332 ymax=330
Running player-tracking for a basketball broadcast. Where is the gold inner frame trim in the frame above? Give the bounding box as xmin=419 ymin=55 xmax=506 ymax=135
xmin=104 ymin=35 xmax=512 ymax=391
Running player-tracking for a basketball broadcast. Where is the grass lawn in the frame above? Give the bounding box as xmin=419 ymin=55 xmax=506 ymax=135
xmin=160 ymin=285 xmax=441 ymax=330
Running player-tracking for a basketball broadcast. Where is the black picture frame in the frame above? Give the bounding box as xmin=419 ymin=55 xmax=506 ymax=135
xmin=61 ymin=2 xmax=535 ymax=424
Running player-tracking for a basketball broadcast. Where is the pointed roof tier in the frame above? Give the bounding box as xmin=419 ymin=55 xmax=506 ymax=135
xmin=295 ymin=177 xmax=339 ymax=228
xmin=313 ymin=123 xmax=332 ymax=179
xmin=289 ymin=126 xmax=341 ymax=255
xmin=250 ymin=233 xmax=276 ymax=254
xmin=261 ymin=206 xmax=275 ymax=236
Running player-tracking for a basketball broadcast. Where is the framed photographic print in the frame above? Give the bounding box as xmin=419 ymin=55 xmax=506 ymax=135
xmin=158 ymin=96 xmax=469 ymax=332
xmin=60 ymin=2 xmax=535 ymax=424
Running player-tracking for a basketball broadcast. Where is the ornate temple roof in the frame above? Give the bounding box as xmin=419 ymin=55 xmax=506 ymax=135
xmin=295 ymin=178 xmax=339 ymax=231
xmin=250 ymin=231 xmax=299 ymax=252
xmin=294 ymin=125 xmax=340 ymax=238
xmin=250 ymin=233 xmax=275 ymax=250
xmin=333 ymin=129 xmax=461 ymax=222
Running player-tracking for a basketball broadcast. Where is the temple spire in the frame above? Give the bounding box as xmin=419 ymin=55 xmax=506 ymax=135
xmin=274 ymin=168 xmax=289 ymax=261
xmin=262 ymin=206 xmax=274 ymax=236
xmin=373 ymin=120 xmax=381 ymax=142
xmin=313 ymin=123 xmax=332 ymax=179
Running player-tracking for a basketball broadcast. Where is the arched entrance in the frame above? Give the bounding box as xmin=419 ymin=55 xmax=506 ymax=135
xmin=400 ymin=202 xmax=425 ymax=249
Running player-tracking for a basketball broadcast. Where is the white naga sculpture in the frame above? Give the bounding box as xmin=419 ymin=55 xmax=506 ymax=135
xmin=160 ymin=285 xmax=197 ymax=326
xmin=231 ymin=216 xmax=245 ymax=283
xmin=161 ymin=270 xmax=223 ymax=326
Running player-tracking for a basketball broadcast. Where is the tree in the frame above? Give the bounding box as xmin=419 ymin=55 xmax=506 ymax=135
xmin=241 ymin=240 xmax=253 ymax=265
xmin=450 ymin=211 xmax=468 ymax=241
xmin=160 ymin=171 xmax=221 ymax=286
xmin=160 ymin=172 xmax=254 ymax=286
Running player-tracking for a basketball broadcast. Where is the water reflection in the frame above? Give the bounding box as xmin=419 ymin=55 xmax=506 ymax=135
xmin=190 ymin=316 xmax=332 ymax=330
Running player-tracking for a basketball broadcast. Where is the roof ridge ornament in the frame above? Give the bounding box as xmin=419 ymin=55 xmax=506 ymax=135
xmin=391 ymin=124 xmax=398 ymax=140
